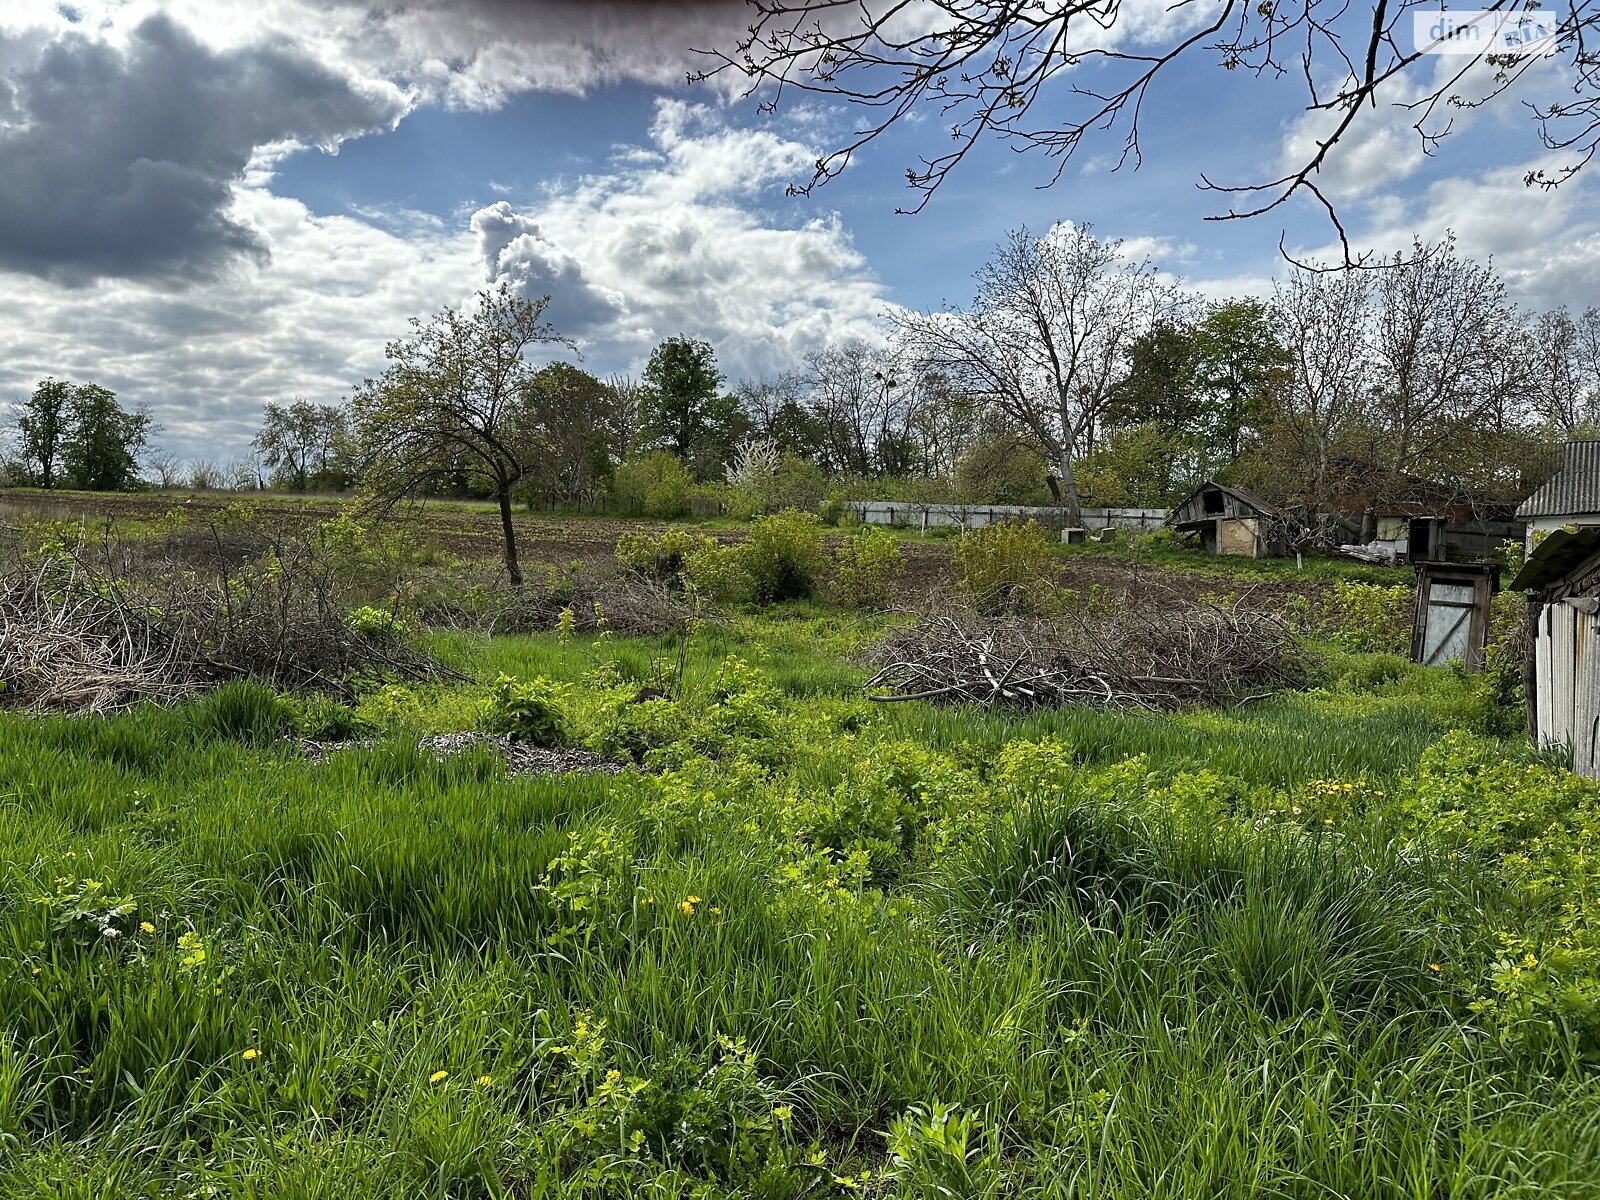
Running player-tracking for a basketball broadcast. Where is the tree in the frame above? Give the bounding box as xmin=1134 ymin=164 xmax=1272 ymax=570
xmin=350 ymin=285 xmax=571 ymax=585
xmin=522 ymin=363 xmax=618 ymax=508
xmin=1532 ymin=307 xmax=1600 ymax=433
xmin=604 ymin=373 xmax=646 ymax=463
xmin=896 ymin=224 xmax=1179 ymax=524
xmin=1107 ymin=299 xmax=1290 ymax=490
xmin=699 ymin=3 xmax=1600 ymax=263
xmin=15 ymin=379 xmax=71 ymax=489
xmin=188 ymin=458 xmax=223 ymax=490
xmin=639 ymin=336 xmax=740 ymax=477
xmin=253 ymin=399 xmax=350 ymax=492
xmin=145 ymin=450 xmax=185 ymax=490
xmin=802 ymin=341 xmax=927 ymax=477
xmin=62 ymin=385 xmax=151 ymax=492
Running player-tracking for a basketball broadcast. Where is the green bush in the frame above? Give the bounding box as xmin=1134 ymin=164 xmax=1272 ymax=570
xmin=615 ymin=528 xmax=713 ymax=588
xmin=613 ymin=452 xmax=691 ymax=518
xmin=953 ymin=520 xmax=1058 ymax=613
xmin=683 ymin=539 xmax=754 ymax=604
xmin=741 ymin=510 xmax=825 ymax=603
xmin=188 ymin=681 xmax=295 ymax=745
xmin=1312 ymin=581 xmax=1413 ymax=654
xmin=828 ymin=525 xmax=905 ymax=608
xmin=479 ymin=674 xmax=570 ymax=745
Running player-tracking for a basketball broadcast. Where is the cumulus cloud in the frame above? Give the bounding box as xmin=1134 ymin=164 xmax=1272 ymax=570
xmin=0 ymin=98 xmax=894 ymax=460
xmin=472 ymin=100 xmax=892 ymax=377
xmin=0 ymin=12 xmax=407 ymax=282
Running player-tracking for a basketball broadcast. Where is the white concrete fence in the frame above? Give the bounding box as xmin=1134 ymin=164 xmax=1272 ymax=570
xmin=844 ymin=500 xmax=1166 ymax=532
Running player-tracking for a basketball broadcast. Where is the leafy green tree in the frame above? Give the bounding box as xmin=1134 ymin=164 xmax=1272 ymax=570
xmin=953 ymin=425 xmax=1052 ymax=505
xmin=350 ymin=285 xmax=570 ymax=585
xmin=522 ymin=363 xmax=618 ymax=508
xmin=14 ymin=378 xmax=72 ymax=489
xmin=613 ymin=451 xmax=692 ymax=517
xmin=62 ymin=385 xmax=152 ymax=492
xmin=640 ymin=336 xmax=741 ymax=478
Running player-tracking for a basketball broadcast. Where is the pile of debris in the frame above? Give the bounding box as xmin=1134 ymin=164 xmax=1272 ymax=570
xmin=417 ymin=732 xmax=624 ymax=776
xmin=865 ymin=593 xmax=1304 ymax=712
xmin=0 ymin=543 xmax=446 ymax=713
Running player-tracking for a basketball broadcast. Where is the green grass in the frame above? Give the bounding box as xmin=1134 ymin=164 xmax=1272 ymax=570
xmin=0 ymin=617 xmax=1595 ymax=1197
xmin=1056 ymin=537 xmax=1418 ymax=585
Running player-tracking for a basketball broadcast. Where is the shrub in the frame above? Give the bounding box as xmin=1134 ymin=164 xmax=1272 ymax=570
xmin=1312 ymin=581 xmax=1413 ymax=654
xmin=347 ymin=604 xmax=406 ymax=644
xmin=615 ymin=529 xmax=713 ymax=588
xmin=479 ymin=674 xmax=570 ymax=745
xmin=741 ymin=510 xmax=825 ymax=603
xmin=613 ymin=452 xmax=691 ymax=518
xmin=291 ymin=693 xmax=374 ymax=741
xmin=683 ymin=539 xmax=754 ymax=604
xmin=829 ymin=525 xmax=905 ymax=608
xmin=953 ymin=520 xmax=1058 ymax=613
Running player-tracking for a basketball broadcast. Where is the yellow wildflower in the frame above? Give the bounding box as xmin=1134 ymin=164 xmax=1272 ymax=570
xmin=679 ymin=894 xmax=702 ymax=916
xmin=241 ymin=1049 xmax=259 ymax=1062
xmin=474 ymin=1075 xmax=494 ymax=1087
xmin=429 ymin=1070 xmax=449 ymax=1084
xmin=1427 ymin=963 xmax=1441 ymax=973
xmin=139 ymin=921 xmax=155 ymax=934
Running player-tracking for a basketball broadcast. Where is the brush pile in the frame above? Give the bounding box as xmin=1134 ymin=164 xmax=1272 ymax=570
xmin=866 ymin=593 xmax=1304 ymax=712
xmin=0 ymin=556 xmax=196 ymax=712
xmin=0 ymin=533 xmax=446 ymax=713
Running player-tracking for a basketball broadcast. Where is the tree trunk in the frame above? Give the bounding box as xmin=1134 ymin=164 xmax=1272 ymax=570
xmin=1056 ymin=449 xmax=1084 ymax=528
xmin=497 ymin=486 xmax=523 ymax=585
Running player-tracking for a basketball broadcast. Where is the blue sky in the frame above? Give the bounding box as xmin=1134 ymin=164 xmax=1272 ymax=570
xmin=1 ymin=0 xmax=1596 ymax=463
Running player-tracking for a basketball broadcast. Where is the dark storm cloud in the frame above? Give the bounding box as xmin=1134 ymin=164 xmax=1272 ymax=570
xmin=0 ymin=14 xmax=407 ymax=283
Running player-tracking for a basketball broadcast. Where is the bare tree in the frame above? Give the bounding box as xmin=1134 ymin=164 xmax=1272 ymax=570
xmin=1262 ymin=267 xmax=1379 ymax=506
xmin=1371 ymin=236 xmax=1533 ymax=476
xmin=1534 ymin=306 xmax=1600 ymax=432
xmin=896 ymin=224 xmax=1179 ymax=524
xmin=349 ymin=284 xmax=570 ymax=585
xmin=604 ymin=373 xmax=646 ymax=462
xmin=187 ymin=458 xmax=223 ymax=490
xmin=803 ymin=340 xmax=918 ymax=476
xmin=145 ymin=450 xmax=185 ymax=490
xmin=697 ymin=2 xmax=1599 ymax=263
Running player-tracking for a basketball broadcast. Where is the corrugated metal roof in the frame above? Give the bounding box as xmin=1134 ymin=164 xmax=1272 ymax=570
xmin=1509 ymin=524 xmax=1600 ymax=591
xmin=1516 ymin=440 xmax=1600 ymax=518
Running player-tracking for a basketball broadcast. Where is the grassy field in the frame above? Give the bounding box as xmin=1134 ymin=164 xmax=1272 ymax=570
xmin=2 ymin=602 xmax=1598 ymax=1197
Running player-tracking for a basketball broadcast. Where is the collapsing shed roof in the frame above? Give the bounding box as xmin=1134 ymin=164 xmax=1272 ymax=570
xmin=1169 ymin=480 xmax=1286 ymax=527
xmin=1517 ymin=441 xmax=1600 ymax=519
xmin=1509 ymin=524 xmax=1600 ymax=592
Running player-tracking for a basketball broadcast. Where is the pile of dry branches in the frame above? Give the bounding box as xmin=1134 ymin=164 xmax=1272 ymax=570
xmin=0 ymin=556 xmax=197 ymax=713
xmin=866 ymin=592 xmax=1304 ymax=712
xmin=0 ymin=529 xmax=446 ymax=713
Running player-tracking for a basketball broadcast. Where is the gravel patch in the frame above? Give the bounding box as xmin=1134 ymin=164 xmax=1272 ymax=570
xmin=300 ymin=732 xmax=625 ymax=776
xmin=417 ymin=732 xmax=626 ymax=776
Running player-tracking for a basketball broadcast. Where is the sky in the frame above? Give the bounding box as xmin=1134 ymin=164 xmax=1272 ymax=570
xmin=1 ymin=0 xmax=1597 ymax=464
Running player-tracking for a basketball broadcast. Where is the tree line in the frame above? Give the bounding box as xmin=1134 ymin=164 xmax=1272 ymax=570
xmin=4 ymin=225 xmax=1592 ymax=566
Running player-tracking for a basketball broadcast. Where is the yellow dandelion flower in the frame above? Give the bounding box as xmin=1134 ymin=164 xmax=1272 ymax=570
xmin=241 ymin=1048 xmax=259 ymax=1062
xmin=710 ymin=905 xmax=722 ymax=915
xmin=1427 ymin=963 xmax=1441 ymax=973
xmin=679 ymin=897 xmax=699 ymax=916
xmin=30 ymin=967 xmax=40 ymax=976
xmin=139 ymin=921 xmax=155 ymax=934
xmin=474 ymin=1075 xmax=494 ymax=1087
xmin=429 ymin=1070 xmax=449 ymax=1085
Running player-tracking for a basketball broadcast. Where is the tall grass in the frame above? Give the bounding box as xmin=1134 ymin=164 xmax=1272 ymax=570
xmin=0 ymin=619 xmax=1591 ymax=1196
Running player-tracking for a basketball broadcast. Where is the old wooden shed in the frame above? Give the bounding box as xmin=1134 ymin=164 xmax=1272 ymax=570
xmin=1510 ymin=525 xmax=1600 ymax=776
xmin=1168 ymin=481 xmax=1289 ymax=558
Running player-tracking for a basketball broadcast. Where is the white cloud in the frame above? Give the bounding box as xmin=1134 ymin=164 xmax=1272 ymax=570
xmin=0 ymin=98 xmax=895 ymax=461
xmin=476 ymin=100 xmax=893 ymax=377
